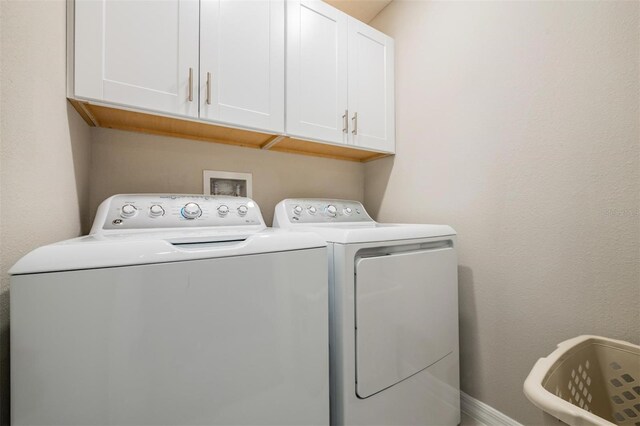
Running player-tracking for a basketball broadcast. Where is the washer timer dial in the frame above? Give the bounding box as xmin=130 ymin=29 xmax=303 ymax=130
xmin=181 ymin=202 xmax=202 ymax=220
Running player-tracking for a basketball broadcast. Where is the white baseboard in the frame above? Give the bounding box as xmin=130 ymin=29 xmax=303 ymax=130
xmin=461 ymin=391 xmax=524 ymax=426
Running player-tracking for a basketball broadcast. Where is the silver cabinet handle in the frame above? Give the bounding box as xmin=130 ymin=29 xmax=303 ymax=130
xmin=342 ymin=109 xmax=348 ymax=133
xmin=206 ymin=72 xmax=212 ymax=105
xmin=351 ymin=112 xmax=358 ymax=135
xmin=188 ymin=67 xmax=193 ymax=102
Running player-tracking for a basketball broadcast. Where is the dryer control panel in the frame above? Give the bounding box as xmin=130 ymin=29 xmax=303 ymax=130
xmin=274 ymin=199 xmax=373 ymax=225
xmin=91 ymin=194 xmax=265 ymax=234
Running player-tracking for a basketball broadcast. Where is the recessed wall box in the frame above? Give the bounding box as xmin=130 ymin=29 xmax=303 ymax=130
xmin=203 ymin=170 xmax=253 ymax=197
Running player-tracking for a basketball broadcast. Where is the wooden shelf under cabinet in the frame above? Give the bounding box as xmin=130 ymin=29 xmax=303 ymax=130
xmin=69 ymin=100 xmax=391 ymax=163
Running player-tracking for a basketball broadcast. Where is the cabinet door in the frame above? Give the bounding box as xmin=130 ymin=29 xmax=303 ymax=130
xmin=200 ymin=0 xmax=285 ymax=133
xmin=286 ymin=0 xmax=348 ymax=144
xmin=347 ymin=18 xmax=395 ymax=153
xmin=74 ymin=0 xmax=199 ymax=118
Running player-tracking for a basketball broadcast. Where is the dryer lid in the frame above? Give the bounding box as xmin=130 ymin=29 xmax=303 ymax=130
xmin=272 ymin=199 xmax=455 ymax=243
xmin=355 ymin=244 xmax=458 ymax=398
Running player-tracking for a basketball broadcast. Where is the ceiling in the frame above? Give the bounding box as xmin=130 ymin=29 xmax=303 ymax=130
xmin=323 ymin=0 xmax=393 ymax=23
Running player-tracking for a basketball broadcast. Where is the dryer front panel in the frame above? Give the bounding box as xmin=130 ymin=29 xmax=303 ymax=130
xmin=354 ymin=244 xmax=457 ymax=398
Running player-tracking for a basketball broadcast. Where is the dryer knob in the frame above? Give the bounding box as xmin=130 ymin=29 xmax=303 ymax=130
xmin=293 ymin=205 xmax=303 ymax=216
xmin=326 ymin=205 xmax=337 ymax=217
xmin=308 ymin=206 xmax=317 ymax=215
xmin=182 ymin=202 xmax=202 ymax=219
xmin=237 ymin=205 xmax=248 ymax=216
xmin=120 ymin=204 xmax=137 ymax=218
xmin=344 ymin=207 xmax=353 ymax=215
xmin=217 ymin=205 xmax=230 ymax=216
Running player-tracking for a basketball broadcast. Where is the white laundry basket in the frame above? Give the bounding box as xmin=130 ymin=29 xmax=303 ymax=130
xmin=524 ymin=335 xmax=640 ymax=426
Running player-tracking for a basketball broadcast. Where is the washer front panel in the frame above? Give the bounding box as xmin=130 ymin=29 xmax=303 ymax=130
xmin=11 ymin=249 xmax=329 ymax=425
xmin=97 ymin=194 xmax=263 ymax=231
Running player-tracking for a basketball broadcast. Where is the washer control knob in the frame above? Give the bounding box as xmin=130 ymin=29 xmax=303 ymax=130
xmin=237 ymin=205 xmax=249 ymax=216
xmin=149 ymin=205 xmax=165 ymax=218
xmin=181 ymin=202 xmax=202 ymax=220
xmin=308 ymin=206 xmax=317 ymax=215
xmin=217 ymin=205 xmax=230 ymax=216
xmin=326 ymin=205 xmax=337 ymax=217
xmin=344 ymin=207 xmax=353 ymax=215
xmin=120 ymin=204 xmax=137 ymax=218
xmin=293 ymin=205 xmax=303 ymax=216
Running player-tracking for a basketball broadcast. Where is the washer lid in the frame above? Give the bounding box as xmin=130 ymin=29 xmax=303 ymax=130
xmin=9 ymin=229 xmax=326 ymax=275
xmin=355 ymin=244 xmax=458 ymax=398
xmin=11 ymin=194 xmax=327 ymax=275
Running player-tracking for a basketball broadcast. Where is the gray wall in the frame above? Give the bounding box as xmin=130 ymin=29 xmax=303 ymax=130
xmin=0 ymin=1 xmax=93 ymax=423
xmin=366 ymin=1 xmax=640 ymax=424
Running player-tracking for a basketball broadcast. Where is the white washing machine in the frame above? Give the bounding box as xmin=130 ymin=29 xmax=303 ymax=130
xmin=274 ymin=199 xmax=460 ymax=426
xmin=10 ymin=194 xmax=329 ymax=426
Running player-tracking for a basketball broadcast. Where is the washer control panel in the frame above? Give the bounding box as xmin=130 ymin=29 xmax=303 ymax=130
xmin=276 ymin=199 xmax=373 ymax=224
xmin=94 ymin=194 xmax=264 ymax=231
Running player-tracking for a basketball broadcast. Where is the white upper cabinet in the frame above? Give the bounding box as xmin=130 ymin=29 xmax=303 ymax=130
xmin=200 ymin=0 xmax=285 ymax=133
xmin=286 ymin=1 xmax=395 ymax=152
xmin=71 ymin=0 xmax=394 ymax=157
xmin=347 ymin=18 xmax=395 ymax=153
xmin=74 ymin=0 xmax=199 ymax=118
xmin=286 ymin=0 xmax=349 ymax=145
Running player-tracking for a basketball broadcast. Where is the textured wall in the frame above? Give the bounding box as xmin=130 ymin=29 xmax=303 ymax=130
xmin=2 ymin=1 xmax=638 ymax=425
xmin=0 ymin=1 xmax=365 ymax=420
xmin=89 ymin=128 xmax=365 ymax=227
xmin=366 ymin=1 xmax=640 ymax=424
xmin=0 ymin=1 xmax=92 ymax=424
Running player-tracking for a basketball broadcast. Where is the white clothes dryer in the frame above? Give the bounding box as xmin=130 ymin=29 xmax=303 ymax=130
xmin=10 ymin=194 xmax=329 ymax=426
xmin=274 ymin=199 xmax=460 ymax=426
